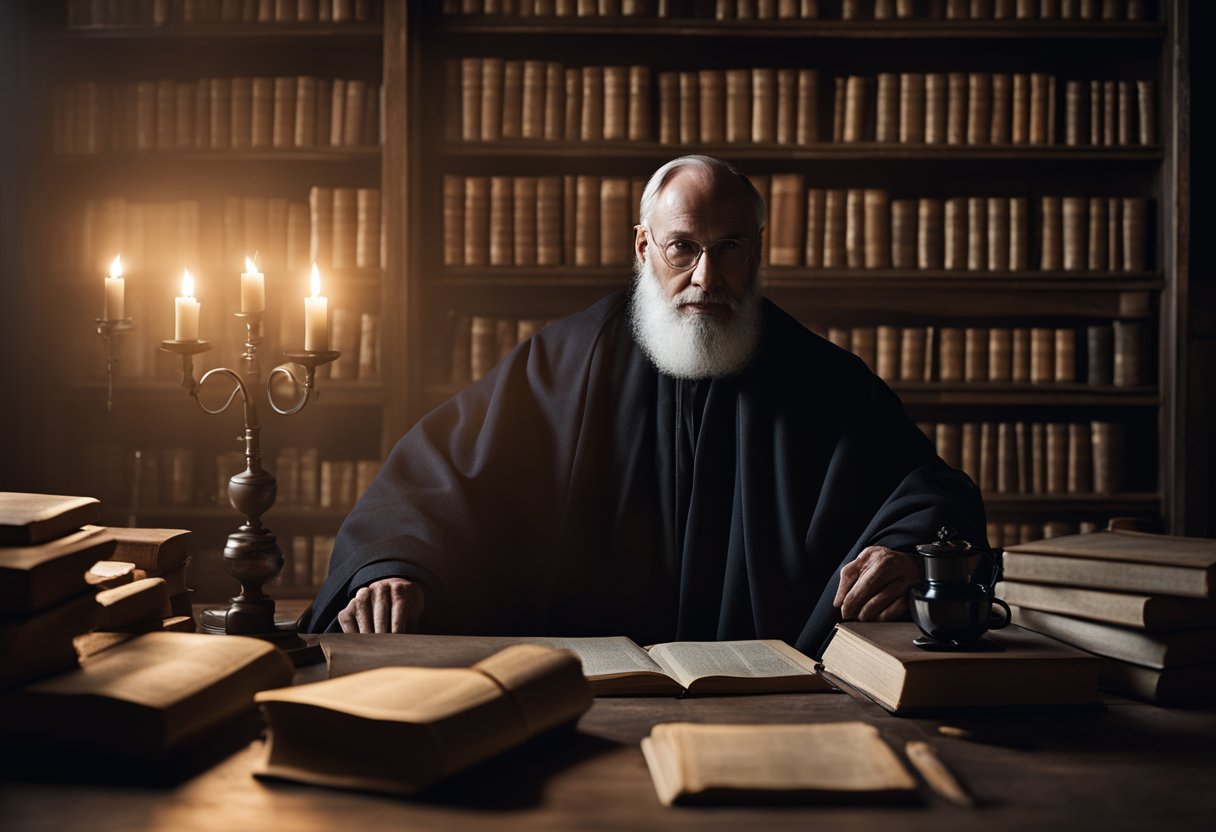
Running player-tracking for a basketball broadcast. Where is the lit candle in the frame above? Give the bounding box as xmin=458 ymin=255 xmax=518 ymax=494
xmin=175 ymin=269 xmax=200 ymax=341
xmin=304 ymin=263 xmax=328 ymax=351
xmin=104 ymin=255 xmax=125 ymax=320
xmin=241 ymin=255 xmax=265 ymax=314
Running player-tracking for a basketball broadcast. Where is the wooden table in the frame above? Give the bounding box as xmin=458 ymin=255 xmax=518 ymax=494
xmin=5 ymin=634 xmax=1216 ymax=832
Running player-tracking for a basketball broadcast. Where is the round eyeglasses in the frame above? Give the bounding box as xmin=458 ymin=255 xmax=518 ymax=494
xmin=640 ymin=226 xmax=755 ymax=272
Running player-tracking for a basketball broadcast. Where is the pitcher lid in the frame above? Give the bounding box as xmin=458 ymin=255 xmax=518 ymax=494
xmin=915 ymin=526 xmax=974 ymax=557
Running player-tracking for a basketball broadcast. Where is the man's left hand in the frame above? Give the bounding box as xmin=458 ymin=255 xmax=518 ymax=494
xmin=833 ymin=545 xmax=921 ymax=622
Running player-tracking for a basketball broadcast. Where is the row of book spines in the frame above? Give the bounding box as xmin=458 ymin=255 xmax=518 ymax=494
xmin=450 ymin=316 xmax=554 ymax=383
xmin=227 ymin=449 xmax=381 ymax=509
xmin=987 ymin=518 xmax=1109 ymax=550
xmin=68 ymin=0 xmax=375 ymax=26
xmin=52 ymin=77 xmax=381 ymax=155
xmin=452 ymin=62 xmax=1154 ymax=148
xmin=920 ymin=419 xmax=1130 ymax=494
xmin=57 ymin=199 xmax=202 ymax=277
xmin=443 ymin=0 xmax=1151 ymax=21
xmin=443 ymin=175 xmax=644 ymax=268
xmin=273 ymin=534 xmax=336 ymax=590
xmin=307 ymin=187 xmax=384 ymax=271
xmin=812 ymin=321 xmax=1148 ymax=386
xmin=442 ymin=175 xmax=1151 ymax=273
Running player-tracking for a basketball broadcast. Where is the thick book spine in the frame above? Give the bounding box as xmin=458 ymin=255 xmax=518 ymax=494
xmin=1122 ymin=197 xmax=1147 ymax=272
xmin=1137 ymin=79 xmax=1156 ymax=145
xmin=805 ymin=188 xmax=826 ymax=268
xmin=875 ymin=73 xmax=899 ymax=143
xmin=845 ymin=189 xmax=866 ymax=269
xmin=293 ymin=76 xmax=317 ymax=148
xmin=155 ymin=80 xmax=176 ymax=150
xmin=917 ymin=198 xmax=944 ymax=269
xmin=876 ymin=326 xmax=899 ymax=382
xmin=355 ymin=188 xmax=380 ymax=270
xmin=489 ymin=176 xmax=515 ymax=266
xmin=270 ymin=76 xmax=293 ymax=149
xmin=823 ymin=189 xmax=847 ymax=268
xmin=1088 ymin=196 xmax=1109 ymax=271
xmin=1039 ymin=195 xmax=1063 ymax=270
xmin=943 ymin=197 xmax=966 ymax=271
xmin=470 ymin=316 xmax=496 ymax=380
xmin=939 ymin=328 xmax=964 ymax=382
xmin=461 ymin=59 xmax=482 ymax=141
xmin=988 ymin=328 xmax=1013 ymax=382
xmin=966 ymin=197 xmax=987 ymax=272
xmin=331 ymin=187 xmax=358 ymax=269
xmin=444 ymin=175 xmax=464 ymax=266
xmin=521 ymin=60 xmax=546 ymax=140
xmin=1086 ymin=324 xmax=1114 ymax=385
xmin=946 ymin=72 xmax=967 ymax=145
xmin=536 ymin=176 xmax=562 ymax=266
xmin=769 ymin=174 xmax=805 ymax=266
xmin=1068 ymin=422 xmax=1094 ymax=493
xmin=1046 ymin=422 xmax=1068 ymax=493
xmin=924 ymin=73 xmax=947 ymax=144
xmin=599 ymin=177 xmax=632 ymax=266
xmin=575 ymin=175 xmax=601 ymax=266
xmin=891 ymin=199 xmax=917 ymax=270
xmin=564 ymin=68 xmax=582 ymax=141
xmin=863 ymin=189 xmax=890 ymax=269
xmin=899 ymin=72 xmax=926 ymax=143
xmin=851 ymin=326 xmax=877 ymax=372
xmin=1055 ymin=328 xmax=1077 ymax=382
xmin=796 ymin=69 xmax=820 ymax=144
xmin=1117 ymin=80 xmax=1133 ymax=145
xmin=843 ymin=76 xmax=867 ymax=143
xmin=309 ymin=186 xmax=334 ymax=268
xmin=1091 ymin=421 xmax=1125 ymax=493
xmin=1065 ymin=79 xmax=1085 ymax=146
xmin=628 ymin=65 xmax=652 ymax=141
xmin=512 ymin=176 xmax=539 ymax=266
xmin=967 ymin=72 xmax=992 ymax=145
xmin=481 ymin=59 xmax=504 ymax=142
xmin=776 ymin=69 xmax=797 ymax=144
xmin=990 ymin=72 xmax=1011 ymax=143
xmin=1112 ymin=320 xmax=1144 ymax=386
xmin=987 ymin=197 xmax=1010 ymax=271
xmin=1062 ymin=196 xmax=1087 ymax=271
xmin=725 ymin=69 xmax=752 ymax=144
xmin=544 ymin=62 xmax=565 ymax=141
xmin=699 ymin=70 xmax=726 ymax=143
xmin=752 ymin=68 xmax=777 ymax=143
xmin=1012 ymin=327 xmax=1031 ymax=383
xmin=900 ymin=327 xmax=927 ymax=382
xmin=936 ymin=423 xmax=963 ymax=469
xmin=343 ymin=79 xmax=368 ymax=145
xmin=464 ymin=177 xmax=491 ymax=266
xmin=580 ymin=66 xmax=605 ymax=141
xmin=1030 ymin=327 xmax=1055 ymax=384
xmin=602 ymin=66 xmax=628 ymax=141
xmin=964 ymin=327 xmax=989 ymax=383
xmin=978 ymin=422 xmax=997 ymax=493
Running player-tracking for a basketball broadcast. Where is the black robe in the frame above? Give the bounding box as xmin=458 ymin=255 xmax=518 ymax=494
xmin=301 ymin=290 xmax=987 ymax=655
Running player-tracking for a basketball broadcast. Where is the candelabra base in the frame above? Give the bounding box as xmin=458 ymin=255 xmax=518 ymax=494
xmin=198 ymin=607 xmax=321 ymax=666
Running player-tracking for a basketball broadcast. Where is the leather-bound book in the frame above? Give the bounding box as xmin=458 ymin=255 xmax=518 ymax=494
xmin=564 ymin=67 xmax=583 ymax=141
xmin=1008 ymin=196 xmax=1029 ymax=271
xmin=725 ymin=69 xmax=752 ymax=143
xmin=891 ymin=199 xmax=917 ymax=270
xmin=463 ymin=176 xmax=490 ymax=266
xmin=1101 ymin=79 xmax=1116 ymax=145
xmin=967 ymin=73 xmax=992 ymax=145
xmin=678 ymin=72 xmax=699 ymax=145
xmin=768 ymin=174 xmax=805 ymax=266
xmin=544 ymin=62 xmax=564 ymax=141
xmin=1030 ymin=422 xmax=1046 ymax=494
xmin=536 ymin=176 xmax=562 ymax=266
xmin=309 ymin=186 xmax=334 ymax=267
xmin=875 ymin=73 xmax=899 ymax=143
xmin=1029 ymin=73 xmax=1053 ymax=145
xmin=1015 ymin=0 xmax=1036 ymax=18
xmin=291 ymin=76 xmax=316 ymax=148
xmin=1086 ymin=196 xmax=1108 ymax=271
xmin=851 ymin=326 xmax=878 ymax=371
xmin=988 ymin=328 xmax=1013 ymax=382
xmin=314 ymin=78 xmax=333 ymax=147
xmin=581 ymin=66 xmax=605 ymax=141
xmin=355 ymin=188 xmax=380 ymax=270
xmin=997 ymin=422 xmax=1018 ymax=493
xmin=962 ymin=423 xmax=981 ymax=485
xmin=489 ymin=177 xmax=514 ymax=266
xmin=1089 ymin=79 xmax=1103 ymax=145
xmin=842 ymin=76 xmax=867 ymax=143
xmin=1046 ymin=422 xmax=1068 ymax=493
xmin=1055 ymin=327 xmax=1077 ymax=382
xmin=943 ymin=197 xmax=967 ymax=271
xmin=946 ymin=72 xmax=967 ymax=144
xmin=563 ymin=176 xmax=577 ymax=265
xmin=987 ymin=196 xmax=1010 ymax=271
xmin=863 ymin=189 xmax=890 ymax=269
xmin=796 ymin=69 xmax=820 ymax=144
xmin=1062 ymin=196 xmax=1087 ymax=271
xmin=1117 ymin=80 xmax=1133 ymax=145
xmin=964 ymin=327 xmax=989 ymax=383
xmin=443 ymin=176 xmax=464 ymax=266
xmin=898 ymin=73 xmax=925 ymax=143
xmin=751 ymin=68 xmax=777 ymax=143
xmin=602 ymin=65 xmax=628 ymax=141
xmin=831 ymin=76 xmax=846 ymax=142
xmin=899 ymin=327 xmax=926 ymax=381
xmin=500 ymin=61 xmax=524 ymax=141
xmin=946 ymin=0 xmax=968 ymax=16
xmin=331 ymin=187 xmax=358 ymax=269
xmin=658 ymin=71 xmax=678 ymax=144
xmin=979 ymin=422 xmax=998 ymax=493
xmin=876 ymin=326 xmax=900 ymax=382
xmin=966 ymin=197 xmax=988 ymax=271
xmin=480 ymin=59 xmax=504 ymax=141
xmin=924 ymin=73 xmax=947 ymax=144
xmin=521 ymin=60 xmax=546 ymax=140
xmin=1039 ymin=195 xmax=1063 ymax=270
xmin=845 ymin=189 xmax=866 ymax=269
xmin=990 ymin=72 xmax=1011 ymax=143
xmin=1086 ymin=324 xmax=1114 ymax=385
xmin=1064 ymin=79 xmax=1086 ymax=146
xmin=1121 ymin=196 xmax=1146 ymax=272
xmin=699 ymin=70 xmax=726 ymax=143
xmin=600 ymin=177 xmax=632 ymax=266
xmin=1091 ymin=421 xmax=1125 ymax=494
xmin=776 ymin=68 xmax=797 ymax=144
xmin=1068 ymin=422 xmax=1093 ymax=493
xmin=1030 ymin=327 xmax=1055 ymax=384
xmin=1011 ymin=73 xmax=1030 ymax=144
xmin=1107 ymin=196 xmax=1123 ymax=271
xmin=1041 ymin=0 xmax=1061 ymax=20
xmin=1112 ymin=320 xmax=1144 ymax=387
xmin=823 ymin=190 xmax=847 ymax=268
xmin=328 ymin=79 xmax=346 ymax=146
xmin=574 ymin=175 xmax=601 ymax=266
xmin=627 ymin=65 xmax=651 ymax=141
xmin=939 ymin=327 xmax=964 ymax=382
xmin=1136 ymin=79 xmax=1155 ymax=145
xmin=917 ymin=198 xmax=944 ymax=269
xmin=1011 ymin=327 xmax=1031 ymax=382
xmin=513 ymin=176 xmax=538 ymax=266
xmin=1015 ymin=420 xmax=1030 ymax=492
xmin=805 ymin=188 xmax=826 ymax=268
xmin=936 ymin=423 xmax=962 ymax=469
xmin=826 ymin=327 xmax=850 ymax=350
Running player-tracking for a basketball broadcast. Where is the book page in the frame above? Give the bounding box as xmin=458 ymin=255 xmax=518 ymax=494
xmin=528 ymin=636 xmax=666 ymax=679
xmin=646 ymin=640 xmax=819 ymax=689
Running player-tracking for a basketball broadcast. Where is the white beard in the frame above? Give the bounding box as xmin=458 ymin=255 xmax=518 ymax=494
xmin=628 ymin=258 xmax=763 ymax=380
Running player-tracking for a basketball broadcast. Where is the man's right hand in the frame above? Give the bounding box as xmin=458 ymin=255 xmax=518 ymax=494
xmin=337 ymin=577 xmax=424 ymax=633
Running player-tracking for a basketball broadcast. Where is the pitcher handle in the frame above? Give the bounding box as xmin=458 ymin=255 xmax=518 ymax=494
xmin=988 ymin=597 xmax=1012 ymax=630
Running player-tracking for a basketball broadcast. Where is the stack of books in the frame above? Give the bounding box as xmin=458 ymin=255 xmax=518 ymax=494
xmin=85 ymin=526 xmax=196 ymax=623
xmin=1000 ymin=531 xmax=1216 ymax=705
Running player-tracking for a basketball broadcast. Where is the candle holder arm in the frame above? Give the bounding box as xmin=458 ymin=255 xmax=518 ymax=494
xmin=268 ymin=350 xmax=341 ymax=416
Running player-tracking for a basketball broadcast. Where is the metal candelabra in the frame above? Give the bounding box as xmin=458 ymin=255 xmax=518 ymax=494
xmin=95 ymin=317 xmax=134 ymax=412
xmin=158 ymin=311 xmax=339 ymax=640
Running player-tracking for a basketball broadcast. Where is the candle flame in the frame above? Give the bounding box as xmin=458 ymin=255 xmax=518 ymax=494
xmin=310 ymin=263 xmax=322 ymax=298
xmin=182 ymin=269 xmax=195 ymax=298
xmin=109 ymin=255 xmax=123 ymax=278
xmin=245 ymin=256 xmax=259 ymax=274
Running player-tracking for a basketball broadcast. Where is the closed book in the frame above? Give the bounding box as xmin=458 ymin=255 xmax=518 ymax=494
xmin=1012 ymin=607 xmax=1216 ymax=671
xmin=1086 ymin=324 xmax=1114 ymax=385
xmin=988 ymin=328 xmax=1012 ymax=382
xmin=328 ymin=78 xmax=346 ymax=146
xmin=480 ymin=59 xmax=504 ymax=142
xmin=966 ymin=197 xmax=987 ymax=271
xmin=1011 ymin=327 xmax=1031 ymax=382
xmin=898 ymin=73 xmax=925 ymax=143
xmin=1136 ymin=79 xmax=1155 ymax=145
xmin=750 ymin=68 xmax=776 ymax=143
xmin=355 ymin=188 xmax=380 ymax=270
xmin=978 ymin=422 xmax=998 ymax=493
xmin=939 ymin=328 xmax=964 ymax=382
xmin=1117 ymin=80 xmax=1133 ymax=145
xmin=443 ymin=176 xmax=464 ymax=265
xmin=1106 ymin=196 xmax=1123 ymax=270
xmin=1003 ymin=531 xmax=1216 ymax=599
xmin=1030 ymin=327 xmax=1054 ymax=384
xmin=344 ymin=79 xmax=369 ymax=145
xmin=269 ymin=76 xmax=294 ymax=149
xmin=831 ymin=76 xmax=846 ymax=142
xmin=820 ymin=622 xmax=1102 ymax=714
xmin=997 ymin=580 xmax=1216 ymax=632
xmin=536 ymin=176 xmax=562 ymax=266
xmin=1086 ymin=196 xmax=1109 ymax=271
xmin=823 ymin=190 xmax=847 ymax=269
xmin=966 ymin=73 xmax=992 ymax=145
xmin=916 ymin=198 xmax=944 ymax=269
xmin=1 ymin=632 xmax=293 ymax=761
xmin=657 ymin=71 xmax=678 ymax=145
xmin=291 ymin=76 xmax=317 ymax=147
xmin=94 ymin=577 xmax=171 ymax=632
xmin=795 ymin=69 xmax=820 ymax=144
xmin=946 ymin=72 xmax=967 ymax=145
xmin=464 ymin=177 xmax=491 ymax=266
xmin=1121 ymin=196 xmax=1146 ymax=272
xmin=0 ymin=493 xmax=100 ymax=546
xmin=842 ymin=75 xmax=867 ymax=143
xmin=899 ymin=328 xmax=926 ymax=382
xmin=996 ymin=422 xmax=1019 ymax=493
xmin=890 ymin=199 xmax=917 ymax=270
xmin=544 ymin=62 xmax=564 ymax=141
xmin=1112 ymin=320 xmax=1144 ymax=386
xmin=863 ymin=189 xmax=890 ymax=269
xmin=964 ymin=327 xmax=988 ymax=383
xmin=875 ymin=73 xmax=899 ymax=143
xmin=357 ymin=313 xmax=380 ymax=381
xmin=775 ymin=68 xmax=797 ymax=144
xmin=1100 ymin=659 xmax=1216 ymax=706
xmin=987 ymin=72 xmax=1011 ymax=143
xmin=1064 ymin=79 xmax=1086 ymax=146
xmin=924 ymin=73 xmax=947 ymax=144
xmin=501 ymin=60 xmax=524 ymax=140
xmin=489 ymin=176 xmax=514 ymax=266
xmin=768 ymin=174 xmax=805 ymax=266
xmin=574 ymin=175 xmax=601 ymax=266
xmin=876 ymin=326 xmax=899 ymax=382
xmin=1029 ymin=73 xmax=1053 ymax=145
xmin=845 ymin=189 xmax=866 ymax=270
xmin=460 ymin=58 xmax=482 ymax=141
xmin=724 ymin=69 xmax=751 ymax=144
xmin=599 ymin=177 xmax=632 ymax=266
xmin=0 ymin=527 xmax=113 ymax=617
xmin=85 ymin=526 xmax=190 ymax=573
xmin=804 ymin=189 xmax=826 ymax=268
xmin=943 ymin=197 xmax=966 ymax=271
xmin=677 ymin=71 xmax=699 ymax=145
xmin=1046 ymin=422 xmax=1068 ymax=493
xmin=331 ymin=188 xmax=358 ymax=269
xmin=602 ymin=65 xmax=628 ymax=141
xmin=1067 ymin=422 xmax=1092 ymax=492
xmin=1039 ymin=195 xmax=1063 ymax=270
xmin=0 ymin=593 xmax=98 ymax=689
xmin=1054 ymin=328 xmax=1076 ymax=382
xmin=628 ymin=65 xmax=651 ymax=141
xmin=580 ymin=66 xmax=604 ymax=141
xmin=1011 ymin=73 xmax=1030 ymax=144
xmin=1091 ymin=420 xmax=1124 ymax=493
xmin=1062 ymin=196 xmax=1087 ymax=271
xmin=564 ymin=68 xmax=582 ymax=141
xmin=512 ymin=176 xmax=538 ymax=266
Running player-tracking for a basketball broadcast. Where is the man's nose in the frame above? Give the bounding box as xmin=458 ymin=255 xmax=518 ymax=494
xmin=689 ymin=248 xmax=720 ymax=292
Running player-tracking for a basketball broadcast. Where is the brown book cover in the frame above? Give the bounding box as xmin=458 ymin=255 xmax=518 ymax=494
xmin=796 ymin=69 xmax=820 ymax=144
xmin=1088 ymin=78 xmax=1103 ymax=145
xmin=996 ymin=580 xmax=1216 ymax=632
xmin=1064 ymin=79 xmax=1086 ymax=146
xmin=850 ymin=326 xmax=877 ymax=371
xmin=978 ymin=422 xmax=997 ymax=492
xmin=1101 ymin=79 xmax=1116 ymax=145
xmin=1087 ymin=196 xmax=1109 ymax=271
xmin=268 ymin=76 xmax=293 ymax=149
xmin=990 ymin=72 xmax=1011 ymax=143
xmin=831 ymin=75 xmax=846 ymax=142
xmin=1136 ymin=79 xmax=1155 ymax=145
xmin=599 ymin=177 xmax=632 ymax=266
xmin=1011 ymin=326 xmax=1031 ymax=382
xmin=750 ymin=68 xmax=777 ymax=143
xmin=939 ymin=328 xmax=964 ymax=382
xmin=1067 ymin=421 xmax=1093 ymax=493
xmin=876 ymin=326 xmax=900 ymax=383
xmin=961 ymin=422 xmax=981 ymax=484
xmin=500 ymin=60 xmax=524 ymax=141
xmin=821 ymin=622 xmax=1102 ymax=714
xmin=804 ymin=189 xmax=826 ymax=268
xmin=602 ymin=65 xmax=628 ymax=141
xmin=356 ymin=188 xmax=380 ymax=269
xmin=1039 ymin=195 xmax=1063 ymax=270
xmin=358 ymin=312 xmax=380 ymax=381
xmin=85 ymin=526 xmax=190 ymax=574
xmin=1009 ymin=195 xmax=1030 ymax=271
xmin=1046 ymin=422 xmax=1068 ymax=493
xmin=1030 ymin=422 xmax=1046 ymax=493
xmin=988 ymin=328 xmax=1013 ymax=382
xmin=890 ymin=199 xmax=917 ymax=270
xmin=966 ymin=72 xmax=992 ymax=145
xmin=898 ymin=73 xmax=925 ymax=143
xmin=328 ymin=78 xmax=346 ymax=146
xmin=1121 ymin=196 xmax=1147 ymax=272
xmin=842 ymin=75 xmax=867 ymax=143
xmin=698 ymin=70 xmax=726 ymax=143
xmin=1101 ymin=660 xmax=1216 ymax=706
xmin=1012 ymin=607 xmax=1216 ymax=671
xmin=1054 ymin=328 xmax=1077 ymax=382
xmin=1117 ymin=80 xmax=1134 ymax=145
xmin=823 ymin=189 xmax=847 ymax=268
xmin=946 ymin=72 xmax=967 ymax=145
xmin=845 ymin=189 xmax=866 ymax=270
xmin=943 ymin=197 xmax=966 ymax=271
xmin=677 ymin=71 xmax=698 ymax=145
xmin=997 ymin=422 xmax=1018 ymax=493
xmin=1106 ymin=196 xmax=1123 ymax=271
xmin=1031 ymin=72 xmax=1054 ymax=145
xmin=1062 ymin=196 xmax=1087 ymax=271
xmin=443 ymin=175 xmax=464 ymax=266
xmin=1030 ymin=327 xmax=1055 ymax=384
xmin=207 ymin=77 xmax=231 ymax=150
xmin=521 ymin=60 xmax=546 ymax=140
xmin=863 ymin=189 xmax=890 ymax=269
xmin=966 ymin=197 xmax=987 ymax=271
xmin=899 ymin=328 xmax=926 ymax=382
xmin=1112 ymin=320 xmax=1144 ymax=386
xmin=768 ymin=174 xmax=805 ymax=266
xmin=0 ymin=493 xmax=101 ymax=547
xmin=917 ymin=198 xmax=944 ymax=269
xmin=342 ymin=79 xmax=368 ymax=145
xmin=580 ymin=66 xmax=605 ymax=141
xmin=543 ymin=62 xmax=564 ymax=141
xmin=292 ymin=76 xmax=317 ymax=148
xmin=0 ymin=527 xmax=113 ymax=615
xmin=1011 ymin=73 xmax=1030 ymax=144
xmin=875 ymin=73 xmax=898 ymax=143
xmin=1086 ymin=324 xmax=1114 ymax=385
xmin=308 ymin=186 xmax=334 ymax=267
xmin=658 ymin=71 xmax=678 ymax=145
xmin=331 ymin=187 xmax=358 ymax=269
xmin=924 ymin=73 xmax=947 ymax=144
xmin=1091 ymin=420 xmax=1124 ymax=494
xmin=776 ymin=68 xmax=797 ymax=144
xmin=724 ymin=68 xmax=751 ymax=144
xmin=248 ymin=77 xmax=273 ymax=148
xmin=936 ymin=423 xmax=963 ymax=469
xmin=480 ymin=59 xmax=504 ymax=142
xmin=575 ymin=175 xmax=601 ymax=266
xmin=562 ymin=67 xmax=582 ymax=140
xmin=463 ymin=176 xmax=490 ymax=267
xmin=536 ymin=176 xmax=562 ymax=266
xmin=460 ymin=58 xmax=482 ymax=141
xmin=626 ymin=65 xmax=651 ymax=142
xmin=489 ymin=176 xmax=514 ymax=266
xmin=512 ymin=176 xmax=538 ymax=266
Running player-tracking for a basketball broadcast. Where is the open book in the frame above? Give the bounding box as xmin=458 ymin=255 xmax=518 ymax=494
xmin=254 ymin=644 xmax=592 ymax=796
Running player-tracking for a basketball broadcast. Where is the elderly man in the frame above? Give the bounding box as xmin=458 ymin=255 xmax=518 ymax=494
xmin=302 ymin=155 xmax=987 ymax=654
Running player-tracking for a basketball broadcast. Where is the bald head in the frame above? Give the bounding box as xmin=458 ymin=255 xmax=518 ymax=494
xmin=637 ymin=155 xmax=766 ymax=231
